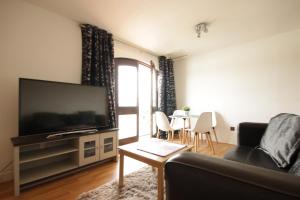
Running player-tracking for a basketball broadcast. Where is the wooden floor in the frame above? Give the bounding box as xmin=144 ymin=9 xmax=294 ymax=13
xmin=0 ymin=139 xmax=234 ymax=200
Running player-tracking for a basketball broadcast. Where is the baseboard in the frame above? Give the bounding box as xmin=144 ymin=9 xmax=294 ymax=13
xmin=0 ymin=170 xmax=13 ymax=183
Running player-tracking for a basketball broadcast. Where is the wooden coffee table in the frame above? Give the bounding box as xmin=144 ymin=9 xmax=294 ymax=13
xmin=118 ymin=139 xmax=193 ymax=200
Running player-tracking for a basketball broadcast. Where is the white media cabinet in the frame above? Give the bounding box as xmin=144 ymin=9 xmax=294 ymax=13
xmin=11 ymin=129 xmax=118 ymax=196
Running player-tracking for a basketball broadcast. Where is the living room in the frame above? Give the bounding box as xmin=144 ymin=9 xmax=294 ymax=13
xmin=1 ymin=0 xmax=300 ymax=199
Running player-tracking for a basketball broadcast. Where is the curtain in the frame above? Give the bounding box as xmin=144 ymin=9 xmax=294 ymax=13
xmin=81 ymin=24 xmax=116 ymax=128
xmin=158 ymin=56 xmax=177 ymax=117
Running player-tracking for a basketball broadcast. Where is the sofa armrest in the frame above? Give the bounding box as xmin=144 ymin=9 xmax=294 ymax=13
xmin=238 ymin=122 xmax=268 ymax=147
xmin=165 ymin=152 xmax=300 ymax=200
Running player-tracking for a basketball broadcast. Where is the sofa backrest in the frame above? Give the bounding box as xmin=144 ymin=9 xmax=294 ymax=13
xmin=238 ymin=122 xmax=268 ymax=148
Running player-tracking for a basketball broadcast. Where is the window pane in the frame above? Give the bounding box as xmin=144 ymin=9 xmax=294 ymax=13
xmin=84 ymin=141 xmax=96 ymax=149
xmin=84 ymin=149 xmax=96 ymax=158
xmin=118 ymin=65 xmax=137 ymax=106
xmin=104 ymin=144 xmax=113 ymax=153
xmin=139 ymin=65 xmax=151 ymax=136
xmin=118 ymin=114 xmax=137 ymax=139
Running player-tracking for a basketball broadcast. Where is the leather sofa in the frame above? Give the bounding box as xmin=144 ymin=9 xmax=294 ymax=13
xmin=165 ymin=122 xmax=300 ymax=200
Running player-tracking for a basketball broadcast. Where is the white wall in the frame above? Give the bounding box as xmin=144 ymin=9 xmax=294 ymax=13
xmin=115 ymin=41 xmax=158 ymax=68
xmin=174 ymin=29 xmax=300 ymax=144
xmin=0 ymin=0 xmax=157 ymax=182
xmin=0 ymin=0 xmax=82 ymax=183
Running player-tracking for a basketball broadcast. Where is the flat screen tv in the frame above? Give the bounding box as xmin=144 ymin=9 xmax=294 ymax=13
xmin=19 ymin=78 xmax=109 ymax=137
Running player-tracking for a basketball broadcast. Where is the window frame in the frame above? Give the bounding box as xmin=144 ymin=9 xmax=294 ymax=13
xmin=115 ymin=58 xmax=157 ymax=145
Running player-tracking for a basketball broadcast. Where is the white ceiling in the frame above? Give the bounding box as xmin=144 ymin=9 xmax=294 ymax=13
xmin=25 ymin=0 xmax=300 ymax=57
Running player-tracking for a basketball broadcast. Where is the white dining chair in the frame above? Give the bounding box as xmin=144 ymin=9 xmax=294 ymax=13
xmin=212 ymin=111 xmax=218 ymax=143
xmin=155 ymin=111 xmax=181 ymax=141
xmin=188 ymin=112 xmax=215 ymax=154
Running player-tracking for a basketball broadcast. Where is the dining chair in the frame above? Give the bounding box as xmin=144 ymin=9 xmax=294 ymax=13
xmin=212 ymin=111 xmax=218 ymax=143
xmin=188 ymin=112 xmax=215 ymax=154
xmin=155 ymin=111 xmax=181 ymax=141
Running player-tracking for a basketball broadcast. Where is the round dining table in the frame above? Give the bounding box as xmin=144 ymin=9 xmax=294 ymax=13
xmin=168 ymin=114 xmax=199 ymax=143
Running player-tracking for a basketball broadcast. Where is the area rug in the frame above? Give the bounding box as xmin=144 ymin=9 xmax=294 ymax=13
xmin=77 ymin=166 xmax=157 ymax=200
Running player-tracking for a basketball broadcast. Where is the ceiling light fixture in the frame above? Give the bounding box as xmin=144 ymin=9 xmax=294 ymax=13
xmin=195 ymin=23 xmax=208 ymax=38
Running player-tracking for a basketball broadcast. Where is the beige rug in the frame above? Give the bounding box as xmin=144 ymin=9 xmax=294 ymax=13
xmin=77 ymin=166 xmax=157 ymax=200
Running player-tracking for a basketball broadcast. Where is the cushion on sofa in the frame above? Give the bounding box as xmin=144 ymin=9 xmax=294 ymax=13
xmin=259 ymin=113 xmax=300 ymax=168
xmin=224 ymin=146 xmax=287 ymax=172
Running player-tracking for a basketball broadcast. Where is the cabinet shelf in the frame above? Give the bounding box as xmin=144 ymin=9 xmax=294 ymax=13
xmin=13 ymin=130 xmax=118 ymax=196
xmin=20 ymin=146 xmax=78 ymax=164
xmin=20 ymin=160 xmax=77 ymax=185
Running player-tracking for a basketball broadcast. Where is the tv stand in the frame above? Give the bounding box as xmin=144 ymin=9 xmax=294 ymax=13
xmin=11 ymin=128 xmax=118 ymax=196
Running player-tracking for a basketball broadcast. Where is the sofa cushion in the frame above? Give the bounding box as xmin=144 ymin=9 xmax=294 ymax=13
xmin=247 ymin=149 xmax=287 ymax=172
xmin=259 ymin=113 xmax=300 ymax=168
xmin=224 ymin=146 xmax=287 ymax=172
xmin=224 ymin=146 xmax=252 ymax=163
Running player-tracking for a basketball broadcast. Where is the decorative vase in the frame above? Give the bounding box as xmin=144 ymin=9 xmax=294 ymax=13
xmin=185 ymin=111 xmax=189 ymax=116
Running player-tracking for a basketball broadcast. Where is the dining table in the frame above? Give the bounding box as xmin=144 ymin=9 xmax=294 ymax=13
xmin=168 ymin=114 xmax=199 ymax=144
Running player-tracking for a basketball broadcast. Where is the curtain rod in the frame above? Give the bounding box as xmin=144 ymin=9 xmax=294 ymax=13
xmin=80 ymin=23 xmax=158 ymax=58
xmin=172 ymin=55 xmax=188 ymax=60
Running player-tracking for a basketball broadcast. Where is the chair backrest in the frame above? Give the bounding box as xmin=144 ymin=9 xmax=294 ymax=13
xmin=212 ymin=111 xmax=217 ymax=128
xmin=170 ymin=110 xmax=185 ymax=128
xmin=193 ymin=112 xmax=212 ymax=133
xmin=155 ymin=111 xmax=172 ymax=132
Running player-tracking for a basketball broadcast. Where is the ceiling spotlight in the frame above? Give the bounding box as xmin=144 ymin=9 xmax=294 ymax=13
xmin=195 ymin=23 xmax=208 ymax=38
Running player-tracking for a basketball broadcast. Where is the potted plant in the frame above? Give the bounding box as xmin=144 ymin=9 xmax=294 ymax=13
xmin=182 ymin=106 xmax=190 ymax=116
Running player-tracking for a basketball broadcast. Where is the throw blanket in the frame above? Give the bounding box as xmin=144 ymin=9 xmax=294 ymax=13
xmin=259 ymin=113 xmax=300 ymax=168
xmin=289 ymin=152 xmax=300 ymax=176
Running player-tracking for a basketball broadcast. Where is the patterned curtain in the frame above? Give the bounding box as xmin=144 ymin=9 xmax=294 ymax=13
xmin=158 ymin=56 xmax=177 ymax=117
xmin=81 ymin=24 xmax=116 ymax=128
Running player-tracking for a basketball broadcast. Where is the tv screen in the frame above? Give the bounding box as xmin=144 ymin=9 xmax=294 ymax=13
xmin=19 ymin=78 xmax=108 ymax=136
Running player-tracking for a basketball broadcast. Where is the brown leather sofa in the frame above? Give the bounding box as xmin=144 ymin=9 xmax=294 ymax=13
xmin=165 ymin=122 xmax=300 ymax=200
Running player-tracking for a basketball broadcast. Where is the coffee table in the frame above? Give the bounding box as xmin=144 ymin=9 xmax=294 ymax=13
xmin=118 ymin=139 xmax=193 ymax=200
